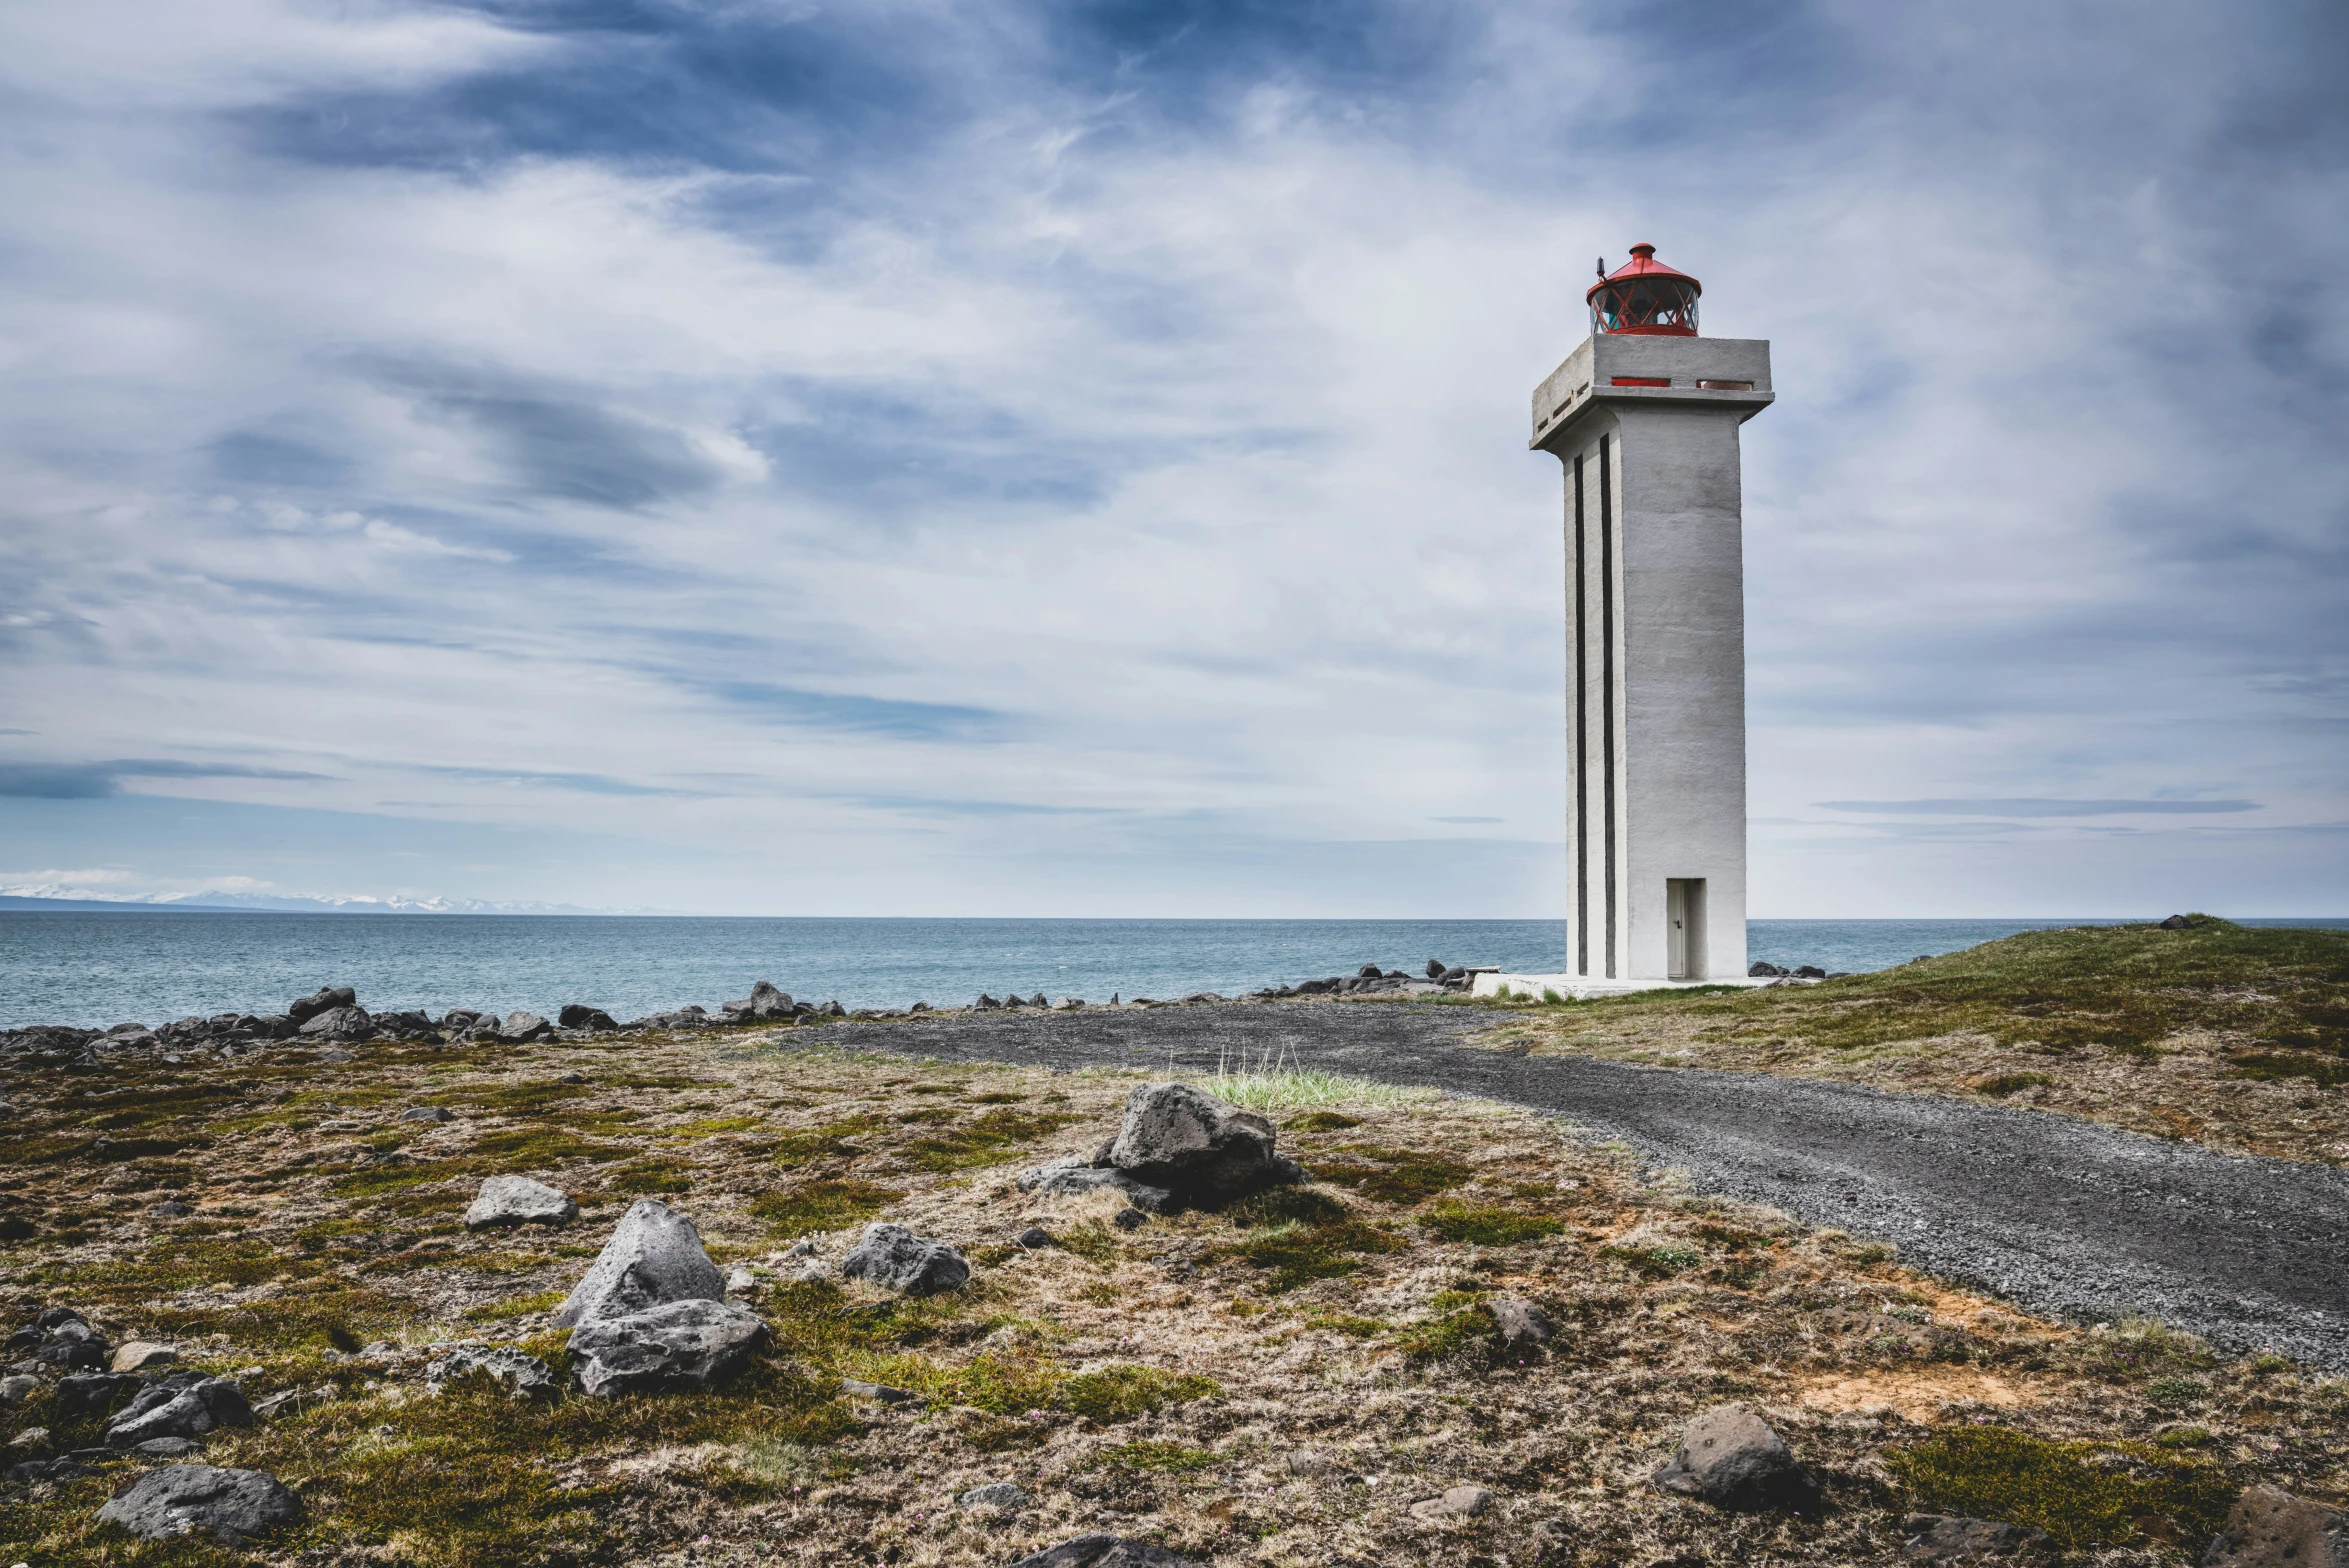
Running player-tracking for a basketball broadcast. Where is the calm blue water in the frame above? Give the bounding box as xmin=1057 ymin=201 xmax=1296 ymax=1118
xmin=0 ymin=913 xmax=2342 ymax=1031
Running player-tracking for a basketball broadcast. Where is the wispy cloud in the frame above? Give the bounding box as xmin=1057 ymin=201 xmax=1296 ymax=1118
xmin=1820 ymin=800 xmax=2262 ymax=818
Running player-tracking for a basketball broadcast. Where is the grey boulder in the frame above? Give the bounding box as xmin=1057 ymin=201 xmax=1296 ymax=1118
xmin=425 ymin=1344 xmax=558 ymax=1402
xmin=297 ymin=1005 xmax=374 ymax=1041
xmin=285 ymin=986 xmax=356 ymax=1024
xmin=498 ymin=1011 xmax=554 ymax=1042
xmin=722 ymin=981 xmax=796 ymax=1021
xmin=399 ymin=1104 xmax=453 ymax=1124
xmin=840 ymin=1223 xmax=970 ymax=1296
xmin=465 ymin=1175 xmax=578 ymax=1231
xmin=105 ymin=1374 xmax=252 ymax=1448
xmin=1106 ymin=1081 xmax=1303 ymax=1204
xmin=552 ymin=1198 xmax=725 ymax=1327
xmin=1651 ymin=1404 xmax=1819 ymax=1512
xmin=1016 ymin=1155 xmax=1173 ymax=1214
xmin=95 ymin=1464 xmax=297 ymax=1544
xmin=556 ymin=1004 xmax=619 ymax=1031
xmin=567 ymin=1298 xmax=767 ymax=1398
xmin=957 ymin=1480 xmax=1029 ymax=1511
xmin=1009 ymin=1536 xmax=1206 ymax=1568
xmin=2199 ymin=1485 xmax=2349 ymax=1568
xmin=54 ymin=1371 xmax=143 ymax=1418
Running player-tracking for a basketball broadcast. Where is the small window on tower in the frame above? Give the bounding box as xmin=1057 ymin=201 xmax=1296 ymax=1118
xmin=1610 ymin=376 xmax=1671 ymax=387
xmin=1696 ymin=379 xmax=1753 ymax=391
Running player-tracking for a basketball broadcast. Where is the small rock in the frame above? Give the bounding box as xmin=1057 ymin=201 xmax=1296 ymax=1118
xmin=8 ymin=1456 xmax=87 ymax=1484
xmin=1015 ymin=1227 xmax=1055 ymax=1249
xmin=1792 ymin=965 xmax=1827 ymax=980
xmin=8 ymin=1426 xmax=47 ymax=1452
xmin=108 ymin=1342 xmax=176 ymax=1374
xmin=250 ymin=1387 xmax=331 ymax=1420
xmin=780 ymin=1239 xmax=818 ymax=1260
xmin=298 ymin=1005 xmax=375 ymax=1041
xmin=1009 ymin=1536 xmax=1207 ymax=1568
xmin=1286 ymin=1448 xmax=1339 ymax=1477
xmin=1178 ymin=992 xmax=1224 ymax=1004
xmin=130 ymin=1437 xmax=204 ymax=1457
xmin=1901 ymin=1513 xmax=2055 ymax=1561
xmin=558 ymin=1071 xmax=587 ymax=1084
xmin=399 ymin=1105 xmax=453 ymax=1124
xmin=464 ymin=1176 xmax=578 ymax=1231
xmin=424 ymin=1345 xmax=557 ymax=1402
xmin=840 ymin=1223 xmax=970 ymax=1297
xmin=956 ymin=1480 xmax=1030 ymax=1511
xmin=149 ymin=1200 xmax=192 ymax=1217
xmin=498 ymin=1011 xmax=554 ymax=1042
xmin=1015 ymin=1156 xmax=1173 ymax=1213
xmin=2198 ymin=1484 xmax=2349 ymax=1567
xmin=1488 ymin=1297 xmax=1552 ymax=1352
xmin=54 ymin=1372 xmax=143 ymax=1418
xmin=721 ymin=981 xmax=796 ymax=1022
xmin=839 ymin=1378 xmax=919 ymax=1405
xmin=974 ymin=994 xmax=1002 ymax=1010
xmin=725 ymin=1262 xmax=758 ymax=1292
xmin=0 ymin=1373 xmax=38 ymax=1405
xmin=2161 ymin=914 xmax=2192 ymax=930
xmin=1650 ymin=1404 xmax=1818 ymax=1512
xmin=94 ymin=1463 xmax=298 ymax=1544
xmin=567 ymin=1298 xmax=767 ymax=1398
xmin=1410 ymin=1484 xmax=1495 ymax=1520
xmin=317 ymin=1048 xmax=356 ymax=1064
xmin=104 ymin=1374 xmax=253 ymax=1447
xmin=553 ymin=1198 xmax=725 ymax=1327
xmin=556 ymin=1004 xmax=619 ymax=1031
xmin=1112 ymin=1207 xmax=1147 ymax=1231
xmin=1748 ymin=961 xmax=1787 ymax=977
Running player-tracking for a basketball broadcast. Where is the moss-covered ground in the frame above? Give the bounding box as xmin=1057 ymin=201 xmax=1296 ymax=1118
xmin=1 ymin=1016 xmax=2343 ymax=1565
xmin=1463 ymin=917 xmax=2349 ymax=1165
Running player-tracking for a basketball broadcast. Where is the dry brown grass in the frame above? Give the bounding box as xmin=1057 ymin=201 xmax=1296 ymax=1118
xmin=1467 ymin=919 xmax=2349 ymax=1165
xmin=1 ymin=1026 xmax=2343 ymax=1566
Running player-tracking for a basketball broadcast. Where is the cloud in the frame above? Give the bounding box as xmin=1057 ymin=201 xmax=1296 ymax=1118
xmin=0 ymin=0 xmax=2341 ymax=918
xmin=0 ymin=761 xmax=337 ymax=799
xmin=1819 ymin=800 xmax=2263 ymax=818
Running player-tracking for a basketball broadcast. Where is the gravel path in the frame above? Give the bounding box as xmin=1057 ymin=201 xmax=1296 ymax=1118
xmin=794 ymin=1000 xmax=2349 ymax=1370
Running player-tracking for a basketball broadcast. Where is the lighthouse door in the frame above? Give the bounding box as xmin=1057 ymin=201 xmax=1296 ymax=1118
xmin=1665 ymin=879 xmax=1705 ymax=980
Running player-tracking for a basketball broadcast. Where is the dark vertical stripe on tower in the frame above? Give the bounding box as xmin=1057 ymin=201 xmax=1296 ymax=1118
xmin=1599 ymin=434 xmax=1617 ymax=979
xmin=1571 ymin=451 xmax=1589 ymax=976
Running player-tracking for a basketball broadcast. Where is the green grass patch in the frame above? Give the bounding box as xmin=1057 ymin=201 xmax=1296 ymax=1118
xmin=603 ymin=1156 xmax=695 ymax=1195
xmin=770 ymin=1115 xmax=888 ymax=1169
xmin=1058 ymin=1365 xmax=1219 ymax=1424
xmin=462 ymin=1288 xmax=568 ymax=1322
xmin=1886 ymin=1426 xmax=2234 ymax=1549
xmin=900 ymin=1108 xmax=1083 ymax=1173
xmin=749 ymin=1179 xmax=904 ymax=1234
xmin=1422 ymin=1201 xmax=1565 ymax=1246
xmin=1097 ymin=1439 xmax=1216 ymax=1472
xmin=2228 ymin=1052 xmax=2349 ymax=1087
xmin=1397 ymin=1307 xmax=1492 ymax=1363
xmin=1311 ymin=1146 xmax=1472 ymax=1205
xmin=1603 ymin=1240 xmax=1704 ymax=1279
xmin=1225 ymin=1209 xmax=1402 ymax=1293
xmin=1285 ymin=1111 xmax=1363 ymax=1132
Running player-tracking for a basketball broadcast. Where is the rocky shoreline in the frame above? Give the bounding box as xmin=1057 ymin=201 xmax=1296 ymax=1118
xmin=0 ymin=961 xmax=1488 ymax=1065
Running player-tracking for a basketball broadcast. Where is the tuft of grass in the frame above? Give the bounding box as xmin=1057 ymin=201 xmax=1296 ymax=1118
xmin=1286 ymin=1111 xmax=1362 ymax=1131
xmin=1097 ymin=1439 xmax=1216 ymax=1472
xmin=900 ymin=1108 xmax=1083 ymax=1173
xmin=1421 ymin=1202 xmax=1565 ymax=1247
xmin=2145 ymin=1376 xmax=2206 ymax=1409
xmin=1223 ymin=1191 xmax=1403 ymax=1292
xmin=1058 ymin=1365 xmax=1219 ymax=1424
xmin=2228 ymin=1052 xmax=2349 ymax=1087
xmin=1397 ymin=1307 xmax=1493 ymax=1363
xmin=1886 ymin=1426 xmax=2234 ymax=1549
xmin=463 ymin=1288 xmax=567 ymax=1322
xmin=1973 ymin=1072 xmax=2056 ymax=1097
xmin=1603 ymin=1240 xmax=1704 ymax=1279
xmin=748 ymin=1179 xmax=904 ymax=1235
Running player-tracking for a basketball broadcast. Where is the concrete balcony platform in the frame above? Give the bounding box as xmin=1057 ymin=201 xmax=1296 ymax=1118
xmin=1469 ymin=972 xmax=1781 ymax=1001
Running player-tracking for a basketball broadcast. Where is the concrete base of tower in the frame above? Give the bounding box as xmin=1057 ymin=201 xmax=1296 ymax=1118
xmin=1469 ymin=972 xmax=1777 ymax=1001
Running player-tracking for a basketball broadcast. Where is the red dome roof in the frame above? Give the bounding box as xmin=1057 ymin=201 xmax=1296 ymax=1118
xmin=1585 ymin=243 xmax=1701 ymax=304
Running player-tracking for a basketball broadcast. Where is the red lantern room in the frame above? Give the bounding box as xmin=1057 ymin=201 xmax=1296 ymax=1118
xmin=1586 ymin=243 xmax=1700 ymax=337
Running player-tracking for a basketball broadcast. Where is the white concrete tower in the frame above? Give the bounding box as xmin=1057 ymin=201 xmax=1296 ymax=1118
xmin=1532 ymin=244 xmax=1771 ymax=985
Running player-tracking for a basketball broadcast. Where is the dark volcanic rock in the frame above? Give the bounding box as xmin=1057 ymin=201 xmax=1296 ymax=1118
xmin=105 ymin=1373 xmax=253 ymax=1447
xmin=1016 ymin=1156 xmax=1172 ymax=1213
xmin=722 ymin=981 xmax=795 ymax=1022
xmin=286 ymin=987 xmax=356 ymax=1024
xmin=2199 ymin=1484 xmax=2349 ymax=1567
xmin=1651 ymin=1404 xmax=1818 ymax=1511
xmin=567 ymin=1298 xmax=767 ymax=1397
xmin=553 ymin=1198 xmax=725 ymax=1327
xmin=498 ymin=1011 xmax=555 ymax=1042
xmin=95 ymin=1464 xmax=297 ymax=1544
xmin=557 ymin=1004 xmax=620 ymax=1031
xmin=2162 ymin=914 xmax=2193 ymax=931
xmin=297 ymin=1005 xmax=374 ymax=1041
xmin=425 ymin=1344 xmax=557 ymax=1401
xmin=55 ymin=1372 xmax=143 ymax=1418
xmin=1488 ymin=1296 xmax=1553 ymax=1352
xmin=1749 ymin=961 xmax=1787 ymax=977
xmin=1105 ymin=1081 xmax=1302 ymax=1205
xmin=840 ymin=1223 xmax=971 ymax=1296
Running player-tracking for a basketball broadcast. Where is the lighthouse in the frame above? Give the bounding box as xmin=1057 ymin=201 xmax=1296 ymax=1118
xmin=1491 ymin=244 xmax=1772 ymax=994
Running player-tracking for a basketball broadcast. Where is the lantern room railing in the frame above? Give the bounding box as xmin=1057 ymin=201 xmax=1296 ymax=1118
xmin=1589 ymin=276 xmax=1699 ymax=336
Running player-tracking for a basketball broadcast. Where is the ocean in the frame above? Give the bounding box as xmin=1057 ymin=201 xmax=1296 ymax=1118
xmin=3 ymin=912 xmax=2343 ymax=1032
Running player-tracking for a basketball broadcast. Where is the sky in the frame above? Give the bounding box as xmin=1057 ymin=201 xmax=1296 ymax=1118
xmin=0 ymin=0 xmax=2343 ymax=919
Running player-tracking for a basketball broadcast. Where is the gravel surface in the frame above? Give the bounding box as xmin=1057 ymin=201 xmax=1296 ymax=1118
xmin=797 ymin=999 xmax=2349 ymax=1370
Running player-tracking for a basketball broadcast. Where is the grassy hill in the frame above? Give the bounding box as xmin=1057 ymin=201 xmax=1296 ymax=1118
xmin=1470 ymin=917 xmax=2349 ymax=1164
